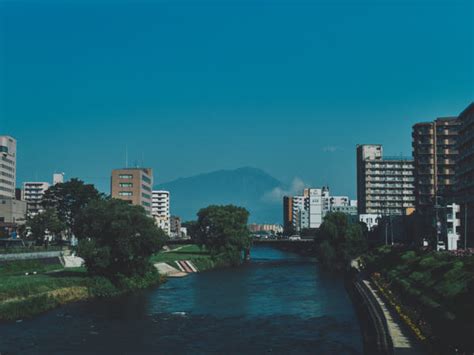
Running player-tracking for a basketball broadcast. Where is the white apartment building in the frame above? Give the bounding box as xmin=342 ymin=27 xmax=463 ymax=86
xmin=292 ymin=195 xmax=305 ymax=231
xmin=446 ymin=203 xmax=461 ymax=251
xmin=305 ymin=188 xmax=324 ymax=229
xmin=152 ymin=190 xmax=171 ymax=235
xmin=23 ymin=182 xmax=50 ymax=216
xmin=0 ymin=136 xmax=16 ymax=198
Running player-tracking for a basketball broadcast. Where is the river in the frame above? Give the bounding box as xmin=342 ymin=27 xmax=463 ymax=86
xmin=0 ymin=246 xmax=362 ymax=354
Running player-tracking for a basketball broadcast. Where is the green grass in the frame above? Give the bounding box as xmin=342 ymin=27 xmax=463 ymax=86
xmin=0 ymin=259 xmax=64 ymax=277
xmin=151 ymin=244 xmax=234 ymax=272
xmin=364 ymin=247 xmax=474 ymax=352
xmin=0 ymin=265 xmax=88 ymax=303
xmin=151 ymin=244 xmax=210 ymax=264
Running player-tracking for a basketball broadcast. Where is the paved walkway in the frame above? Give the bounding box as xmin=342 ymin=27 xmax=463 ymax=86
xmin=363 ymin=279 xmax=421 ymax=355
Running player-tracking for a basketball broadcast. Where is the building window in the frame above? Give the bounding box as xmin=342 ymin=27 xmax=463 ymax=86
xmin=142 ymin=193 xmax=151 ymax=199
xmin=119 ymin=191 xmax=133 ymax=196
xmin=119 ymin=183 xmax=133 ymax=187
xmin=119 ymin=174 xmax=133 ymax=179
xmin=142 ymin=175 xmax=151 ymax=184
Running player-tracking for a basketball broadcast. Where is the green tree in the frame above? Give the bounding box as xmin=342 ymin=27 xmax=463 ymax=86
xmin=315 ymin=212 xmax=368 ymax=270
xmin=75 ymin=199 xmax=167 ymax=278
xmin=42 ymin=178 xmax=102 ymax=237
xmin=27 ymin=209 xmax=66 ymax=245
xmin=194 ymin=205 xmax=251 ymax=265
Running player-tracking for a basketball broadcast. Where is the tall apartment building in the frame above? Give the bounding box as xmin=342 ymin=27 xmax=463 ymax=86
xmin=291 ymin=195 xmax=306 ymax=231
xmin=0 ymin=136 xmax=17 ymax=198
xmin=152 ymin=190 xmax=171 ymax=236
xmin=283 ymin=196 xmax=293 ymax=233
xmin=412 ymin=117 xmax=461 ymax=212
xmin=22 ymin=182 xmax=50 ymax=216
xmin=357 ymin=144 xmax=415 ymax=216
xmin=111 ymin=168 xmax=153 ymax=215
xmin=304 ymin=188 xmax=325 ymax=229
xmin=455 ymin=102 xmax=474 ymax=246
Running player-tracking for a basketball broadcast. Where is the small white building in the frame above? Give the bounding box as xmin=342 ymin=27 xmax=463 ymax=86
xmin=446 ymin=203 xmax=461 ymax=251
xmin=22 ymin=182 xmax=50 ymax=216
xmin=359 ymin=214 xmax=381 ymax=231
xmin=53 ymin=173 xmax=65 ymax=185
xmin=152 ymin=190 xmax=170 ymax=236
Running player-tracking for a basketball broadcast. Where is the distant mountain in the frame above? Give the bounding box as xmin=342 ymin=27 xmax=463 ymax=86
xmin=155 ymin=167 xmax=284 ymax=223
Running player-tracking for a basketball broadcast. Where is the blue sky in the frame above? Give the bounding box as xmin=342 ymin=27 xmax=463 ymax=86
xmin=1 ymin=0 xmax=473 ymax=198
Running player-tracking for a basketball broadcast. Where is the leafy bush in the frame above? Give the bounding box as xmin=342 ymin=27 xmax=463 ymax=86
xmin=88 ymin=276 xmax=119 ymax=298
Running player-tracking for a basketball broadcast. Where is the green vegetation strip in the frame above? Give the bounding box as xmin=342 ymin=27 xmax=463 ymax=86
xmin=151 ymin=245 xmax=232 ymax=272
xmin=363 ymin=246 xmax=474 ymax=353
xmin=0 ymin=260 xmax=162 ymax=321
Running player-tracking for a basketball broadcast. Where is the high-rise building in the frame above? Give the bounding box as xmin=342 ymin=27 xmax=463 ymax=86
xmin=455 ymin=102 xmax=474 ymax=247
xmin=22 ymin=182 xmax=50 ymax=216
xmin=291 ymin=195 xmax=305 ymax=231
xmin=111 ymin=168 xmax=153 ymax=215
xmin=304 ymin=188 xmax=324 ymax=229
xmin=283 ymin=196 xmax=293 ymax=233
xmin=0 ymin=136 xmax=17 ymax=198
xmin=357 ymin=144 xmax=415 ymax=216
xmin=412 ymin=117 xmax=461 ymax=212
xmin=152 ymin=190 xmax=170 ymax=235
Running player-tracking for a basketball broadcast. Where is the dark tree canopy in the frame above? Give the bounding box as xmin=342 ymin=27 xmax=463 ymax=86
xmin=42 ymin=178 xmax=102 ymax=236
xmin=194 ymin=205 xmax=250 ymax=264
xmin=26 ymin=208 xmax=66 ymax=245
xmin=315 ymin=212 xmax=368 ymax=270
xmin=75 ymin=199 xmax=167 ymax=278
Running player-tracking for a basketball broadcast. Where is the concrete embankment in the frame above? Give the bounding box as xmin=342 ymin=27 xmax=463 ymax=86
xmin=347 ymin=265 xmax=422 ymax=355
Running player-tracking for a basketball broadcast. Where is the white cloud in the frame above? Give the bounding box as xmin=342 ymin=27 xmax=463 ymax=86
xmin=262 ymin=177 xmax=307 ymax=203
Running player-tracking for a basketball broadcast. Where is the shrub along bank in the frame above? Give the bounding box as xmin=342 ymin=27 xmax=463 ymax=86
xmin=363 ymin=246 xmax=474 ymax=353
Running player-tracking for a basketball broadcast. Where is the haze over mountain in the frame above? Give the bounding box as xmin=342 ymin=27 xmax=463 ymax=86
xmin=155 ymin=167 xmax=288 ymax=223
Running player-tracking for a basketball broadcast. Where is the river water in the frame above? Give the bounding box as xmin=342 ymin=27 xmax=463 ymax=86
xmin=0 ymin=246 xmax=362 ymax=354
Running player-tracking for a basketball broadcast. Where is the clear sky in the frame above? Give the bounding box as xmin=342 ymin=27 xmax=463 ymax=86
xmin=1 ymin=0 xmax=473 ymax=197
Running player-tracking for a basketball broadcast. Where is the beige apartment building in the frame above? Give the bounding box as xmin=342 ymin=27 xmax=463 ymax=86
xmin=111 ymin=168 xmax=153 ymax=215
xmin=412 ymin=117 xmax=461 ymax=212
xmin=357 ymin=144 xmax=415 ymax=216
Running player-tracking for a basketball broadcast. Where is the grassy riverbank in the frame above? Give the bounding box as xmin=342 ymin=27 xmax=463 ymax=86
xmin=151 ymin=244 xmax=236 ymax=271
xmin=0 ymin=245 xmax=236 ymax=321
xmin=0 ymin=260 xmax=91 ymax=320
xmin=0 ymin=259 xmax=163 ymax=321
xmin=363 ymin=246 xmax=474 ymax=353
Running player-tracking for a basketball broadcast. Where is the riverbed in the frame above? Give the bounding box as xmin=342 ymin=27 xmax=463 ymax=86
xmin=0 ymin=246 xmax=362 ymax=354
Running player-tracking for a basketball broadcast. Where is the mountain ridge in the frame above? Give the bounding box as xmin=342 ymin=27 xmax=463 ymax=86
xmin=155 ymin=167 xmax=284 ymax=223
